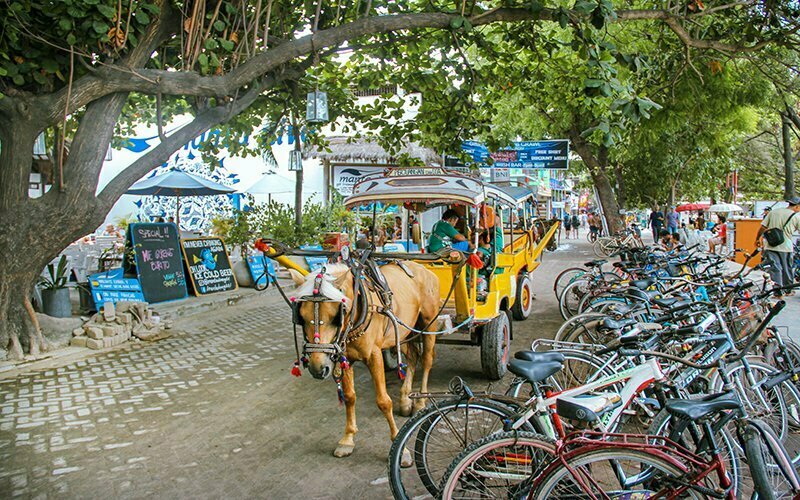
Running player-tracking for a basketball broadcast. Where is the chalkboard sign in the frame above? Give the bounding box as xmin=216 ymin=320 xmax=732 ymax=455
xmin=246 ymin=254 xmax=276 ymax=288
xmin=181 ymin=238 xmax=238 ymax=295
xmin=124 ymin=223 xmax=188 ymax=303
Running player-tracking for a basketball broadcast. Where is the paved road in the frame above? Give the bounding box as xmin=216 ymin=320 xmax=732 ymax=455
xmin=2 ymin=232 xmax=798 ymax=498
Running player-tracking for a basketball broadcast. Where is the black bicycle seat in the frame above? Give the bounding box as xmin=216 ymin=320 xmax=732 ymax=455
xmin=631 ymin=278 xmax=656 ymax=290
xmin=514 ymin=350 xmax=566 ymax=364
xmin=599 ymin=318 xmax=637 ymax=331
xmin=664 ymin=395 xmax=740 ymax=422
xmin=653 ymin=297 xmax=680 ymax=308
xmin=508 ymin=359 xmax=563 ymax=383
xmin=584 ymin=259 xmax=607 ymax=268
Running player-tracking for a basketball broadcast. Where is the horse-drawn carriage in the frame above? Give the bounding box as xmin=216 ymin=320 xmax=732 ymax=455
xmin=265 ymin=167 xmax=559 ymax=379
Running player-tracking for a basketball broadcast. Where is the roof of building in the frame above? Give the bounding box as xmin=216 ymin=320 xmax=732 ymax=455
xmin=303 ymin=135 xmax=441 ymax=165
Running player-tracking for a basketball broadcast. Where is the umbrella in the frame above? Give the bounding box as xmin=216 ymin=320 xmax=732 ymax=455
xmin=243 ymin=171 xmax=295 ymax=204
xmin=126 ymin=170 xmax=236 ymax=229
xmin=707 ymin=203 xmax=743 ymax=213
xmin=675 ymin=203 xmax=710 ymax=212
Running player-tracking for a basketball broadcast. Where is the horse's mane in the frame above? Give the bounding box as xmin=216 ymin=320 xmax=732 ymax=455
xmin=290 ymin=263 xmax=351 ymax=306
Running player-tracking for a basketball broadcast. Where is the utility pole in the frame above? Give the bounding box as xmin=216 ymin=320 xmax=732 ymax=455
xmin=782 ymin=111 xmax=796 ymax=199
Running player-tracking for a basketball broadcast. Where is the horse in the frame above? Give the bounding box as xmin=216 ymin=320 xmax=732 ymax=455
xmin=289 ymin=261 xmax=440 ymax=459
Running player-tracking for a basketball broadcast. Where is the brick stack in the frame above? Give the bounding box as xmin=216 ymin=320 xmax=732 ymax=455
xmin=70 ymin=301 xmax=172 ymax=350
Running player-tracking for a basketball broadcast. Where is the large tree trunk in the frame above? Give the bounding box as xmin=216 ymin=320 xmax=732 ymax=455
xmin=613 ymin=163 xmax=626 ymax=209
xmin=569 ymin=132 xmax=624 ymax=234
xmin=783 ymin=112 xmax=796 ymax=199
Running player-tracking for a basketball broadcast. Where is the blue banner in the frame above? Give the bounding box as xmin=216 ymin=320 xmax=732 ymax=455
xmin=462 ymin=140 xmax=570 ymax=169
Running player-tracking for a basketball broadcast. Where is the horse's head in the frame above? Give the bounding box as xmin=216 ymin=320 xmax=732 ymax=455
xmin=289 ymin=264 xmax=352 ymax=380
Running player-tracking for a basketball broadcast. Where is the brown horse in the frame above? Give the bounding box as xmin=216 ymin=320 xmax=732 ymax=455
xmin=289 ymin=261 xmax=440 ymax=458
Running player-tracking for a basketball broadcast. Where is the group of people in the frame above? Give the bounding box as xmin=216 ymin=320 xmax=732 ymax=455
xmin=561 ymin=211 xmax=601 ymax=239
xmin=650 ymin=204 xmax=728 ymax=254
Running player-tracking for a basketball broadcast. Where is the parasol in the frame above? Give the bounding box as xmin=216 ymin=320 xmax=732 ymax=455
xmin=707 ymin=203 xmax=743 ymax=213
xmin=242 ymin=171 xmax=296 ymax=204
xmin=675 ymin=203 xmax=710 ymax=212
xmin=126 ymin=170 xmax=236 ymax=229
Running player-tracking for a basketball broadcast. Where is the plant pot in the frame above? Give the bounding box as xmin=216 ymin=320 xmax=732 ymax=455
xmin=41 ymin=288 xmax=72 ymax=318
xmin=233 ymin=260 xmax=254 ymax=288
xmin=77 ymin=282 xmax=96 ymax=314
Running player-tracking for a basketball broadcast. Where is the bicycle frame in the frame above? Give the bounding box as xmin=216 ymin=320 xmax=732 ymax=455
xmin=509 ymin=357 xmax=665 ymax=439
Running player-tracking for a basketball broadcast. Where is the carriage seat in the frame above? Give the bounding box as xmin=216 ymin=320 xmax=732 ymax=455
xmin=508 ymin=359 xmax=563 ymax=383
xmin=556 ymin=393 xmax=622 ymax=423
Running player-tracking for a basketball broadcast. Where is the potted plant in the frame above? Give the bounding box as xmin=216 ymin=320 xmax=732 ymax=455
xmin=38 ymin=255 xmax=72 ymax=318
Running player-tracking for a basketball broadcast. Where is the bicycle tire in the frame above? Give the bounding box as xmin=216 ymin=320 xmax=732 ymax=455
xmin=743 ymin=419 xmax=800 ymax=500
xmin=553 ymin=267 xmax=587 ymax=300
xmin=559 ymin=280 xmax=590 ymax=320
xmin=530 ymin=447 xmax=704 ymax=499
xmin=647 ymin=406 xmax=743 ymax=496
xmin=552 ymin=312 xmax=607 ymax=342
xmin=387 ymin=397 xmax=517 ymax=500
xmin=437 ymin=431 xmax=556 ymax=499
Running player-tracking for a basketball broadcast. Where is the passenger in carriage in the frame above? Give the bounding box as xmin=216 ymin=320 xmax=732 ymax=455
xmin=428 ymin=209 xmax=473 ymax=253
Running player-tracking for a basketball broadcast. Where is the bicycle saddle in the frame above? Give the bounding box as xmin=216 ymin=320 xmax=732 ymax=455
xmin=625 ymin=288 xmax=652 ymax=303
xmin=556 ymin=393 xmax=622 ymax=423
xmin=584 ymin=259 xmax=607 ymax=268
xmin=514 ymin=350 xmax=566 ymax=364
xmin=653 ymin=297 xmax=680 ymax=308
xmin=599 ymin=318 xmax=637 ymax=331
xmin=664 ymin=394 xmax=740 ymax=422
xmin=631 ymin=278 xmax=656 ymax=290
xmin=508 ymin=359 xmax=563 ymax=383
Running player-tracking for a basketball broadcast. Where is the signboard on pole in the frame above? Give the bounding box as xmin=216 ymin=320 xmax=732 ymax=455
xmin=462 ymin=140 xmax=570 ymax=169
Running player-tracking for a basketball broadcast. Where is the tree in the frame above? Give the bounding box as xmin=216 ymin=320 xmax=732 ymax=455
xmin=1 ymin=0 xmax=798 ymax=359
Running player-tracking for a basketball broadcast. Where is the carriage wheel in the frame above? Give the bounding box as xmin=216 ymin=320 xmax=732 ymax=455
xmin=481 ymin=312 xmax=511 ymax=380
xmin=512 ymin=273 xmax=534 ymax=320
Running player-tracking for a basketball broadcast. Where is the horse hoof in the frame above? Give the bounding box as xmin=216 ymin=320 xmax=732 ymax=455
xmin=333 ymin=444 xmax=354 ymax=458
xmin=399 ymin=402 xmax=413 ymax=417
xmin=401 ymin=447 xmax=413 ymax=468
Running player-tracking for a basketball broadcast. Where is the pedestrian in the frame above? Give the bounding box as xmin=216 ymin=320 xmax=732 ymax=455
xmin=562 ymin=212 xmax=572 ymax=239
xmin=696 ymin=212 xmax=706 ymax=231
xmin=588 ymin=212 xmax=599 ymax=241
xmin=666 ymin=206 xmax=679 ymax=234
xmin=756 ymin=197 xmax=800 ymax=296
xmin=571 ymin=213 xmax=579 ymax=239
xmin=649 ymin=204 xmax=664 ymax=243
xmin=580 ymin=210 xmax=588 ymax=228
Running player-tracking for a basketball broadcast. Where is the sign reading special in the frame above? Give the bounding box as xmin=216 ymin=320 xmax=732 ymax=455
xmin=124 ymin=223 xmax=188 ymax=303
xmin=181 ymin=238 xmax=237 ymax=295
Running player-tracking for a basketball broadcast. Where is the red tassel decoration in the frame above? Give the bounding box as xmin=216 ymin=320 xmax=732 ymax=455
xmin=340 ymin=357 xmax=350 ymax=371
xmin=291 ymin=362 xmax=302 ymax=377
xmin=397 ymin=362 xmax=407 ymax=381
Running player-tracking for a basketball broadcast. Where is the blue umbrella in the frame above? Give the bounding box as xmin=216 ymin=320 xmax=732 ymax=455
xmin=126 ymin=170 xmax=235 ymax=229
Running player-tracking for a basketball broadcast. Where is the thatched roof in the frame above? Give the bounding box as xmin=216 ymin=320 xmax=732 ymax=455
xmin=303 ymin=135 xmax=441 ymax=165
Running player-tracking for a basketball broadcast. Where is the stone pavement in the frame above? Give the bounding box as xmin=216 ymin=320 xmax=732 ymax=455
xmin=2 ymin=231 xmax=800 ymax=499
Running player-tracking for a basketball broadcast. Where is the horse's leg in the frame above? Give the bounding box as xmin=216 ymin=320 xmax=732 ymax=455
xmin=398 ymin=341 xmax=419 ymax=417
xmin=414 ymin=333 xmax=437 ymax=413
xmin=366 ymin=347 xmax=399 ymax=440
xmin=333 ymin=366 xmax=358 ymax=458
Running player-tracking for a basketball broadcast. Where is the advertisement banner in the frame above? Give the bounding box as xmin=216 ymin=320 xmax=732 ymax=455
xmin=332 ymin=166 xmax=385 ymax=195
xmin=462 ymin=140 xmax=570 ymax=169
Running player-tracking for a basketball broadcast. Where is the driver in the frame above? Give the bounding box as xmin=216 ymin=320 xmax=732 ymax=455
xmin=428 ymin=209 xmax=473 ymax=253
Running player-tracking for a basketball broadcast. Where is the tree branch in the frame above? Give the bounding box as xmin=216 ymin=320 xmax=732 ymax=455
xmin=96 ymin=65 xmax=309 ymax=205
xmin=18 ymin=6 xmax=787 ymax=127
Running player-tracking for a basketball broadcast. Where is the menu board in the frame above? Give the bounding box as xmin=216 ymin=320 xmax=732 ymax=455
xmin=181 ymin=238 xmax=238 ymax=295
xmin=124 ymin=223 xmax=188 ymax=303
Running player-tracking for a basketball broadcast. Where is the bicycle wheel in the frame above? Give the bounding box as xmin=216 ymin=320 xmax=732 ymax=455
xmin=553 ymin=268 xmax=587 ymax=300
xmin=559 ymin=279 xmax=591 ymax=320
xmin=388 ymin=398 xmax=518 ymax=500
xmin=552 ymin=312 xmax=607 ymax=343
xmin=743 ymin=420 xmax=800 ymax=499
xmin=437 ymin=431 xmax=556 ymax=499
xmin=647 ymin=407 xmax=744 ymax=496
xmin=530 ymin=447 xmax=704 ymax=499
xmin=711 ymin=360 xmax=789 ymax=451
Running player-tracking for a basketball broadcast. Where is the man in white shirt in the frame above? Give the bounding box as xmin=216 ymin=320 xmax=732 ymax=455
xmin=756 ymin=197 xmax=800 ymax=295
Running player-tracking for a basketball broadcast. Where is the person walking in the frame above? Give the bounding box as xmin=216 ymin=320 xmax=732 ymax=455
xmin=666 ymin=206 xmax=679 ymax=235
xmin=756 ymin=197 xmax=800 ymax=296
xmin=649 ymin=204 xmax=665 ymax=243
xmin=571 ymin=213 xmax=580 ymax=239
xmin=562 ymin=212 xmax=572 ymax=239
